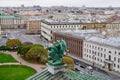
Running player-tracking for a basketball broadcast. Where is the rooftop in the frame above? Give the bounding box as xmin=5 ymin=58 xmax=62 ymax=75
xmin=0 ymin=14 xmax=20 ymax=19
xmin=26 ymin=69 xmax=107 ymax=80
xmin=54 ymin=30 xmax=120 ymax=49
xmin=86 ymin=36 xmax=120 ymax=49
xmin=41 ymin=19 xmax=81 ymax=25
xmin=54 ymin=29 xmax=99 ymax=39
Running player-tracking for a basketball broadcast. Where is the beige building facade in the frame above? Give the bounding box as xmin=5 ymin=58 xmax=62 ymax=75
xmin=26 ymin=20 xmax=41 ymax=34
xmin=0 ymin=14 xmax=25 ymax=29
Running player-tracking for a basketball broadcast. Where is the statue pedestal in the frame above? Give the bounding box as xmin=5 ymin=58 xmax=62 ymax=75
xmin=47 ymin=63 xmax=65 ymax=74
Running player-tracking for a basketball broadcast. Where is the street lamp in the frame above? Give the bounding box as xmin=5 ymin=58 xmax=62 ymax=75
xmin=92 ymin=51 xmax=95 ymax=69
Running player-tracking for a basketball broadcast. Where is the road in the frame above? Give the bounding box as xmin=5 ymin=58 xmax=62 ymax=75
xmin=74 ymin=59 xmax=120 ymax=80
xmin=1 ymin=29 xmax=48 ymax=47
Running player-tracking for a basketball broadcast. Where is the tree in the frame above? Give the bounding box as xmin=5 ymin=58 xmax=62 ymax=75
xmin=31 ymin=44 xmax=44 ymax=48
xmin=26 ymin=46 xmax=48 ymax=64
xmin=23 ymin=42 xmax=33 ymax=46
xmin=0 ymin=45 xmax=11 ymax=51
xmin=62 ymin=56 xmax=75 ymax=68
xmin=17 ymin=44 xmax=44 ymax=56
xmin=17 ymin=45 xmax=31 ymax=56
xmin=6 ymin=39 xmax=21 ymax=50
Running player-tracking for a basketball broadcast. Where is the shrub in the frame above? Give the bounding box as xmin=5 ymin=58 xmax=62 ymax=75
xmin=62 ymin=56 xmax=75 ymax=68
xmin=26 ymin=46 xmax=48 ymax=64
xmin=0 ymin=45 xmax=11 ymax=51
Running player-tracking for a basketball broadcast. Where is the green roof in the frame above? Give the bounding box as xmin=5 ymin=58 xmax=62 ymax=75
xmin=0 ymin=14 xmax=20 ymax=19
xmin=26 ymin=69 xmax=107 ymax=80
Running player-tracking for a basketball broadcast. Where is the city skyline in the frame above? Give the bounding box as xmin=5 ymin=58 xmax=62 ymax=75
xmin=0 ymin=0 xmax=120 ymax=7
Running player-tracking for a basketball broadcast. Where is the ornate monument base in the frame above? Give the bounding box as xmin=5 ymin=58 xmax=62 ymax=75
xmin=47 ymin=63 xmax=65 ymax=74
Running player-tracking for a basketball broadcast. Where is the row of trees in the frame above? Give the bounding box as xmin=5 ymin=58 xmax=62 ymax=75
xmin=0 ymin=39 xmax=75 ymax=67
xmin=0 ymin=39 xmax=48 ymax=64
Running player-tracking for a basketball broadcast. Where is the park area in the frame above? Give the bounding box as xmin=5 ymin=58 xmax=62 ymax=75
xmin=0 ymin=52 xmax=36 ymax=80
xmin=0 ymin=52 xmax=17 ymax=63
xmin=0 ymin=65 xmax=36 ymax=80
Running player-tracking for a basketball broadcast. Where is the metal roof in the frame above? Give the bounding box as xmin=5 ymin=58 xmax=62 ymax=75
xmin=26 ymin=69 xmax=107 ymax=80
xmin=0 ymin=14 xmax=20 ymax=19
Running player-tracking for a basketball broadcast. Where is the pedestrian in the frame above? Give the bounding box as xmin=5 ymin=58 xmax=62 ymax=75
xmin=19 ymin=62 xmax=22 ymax=64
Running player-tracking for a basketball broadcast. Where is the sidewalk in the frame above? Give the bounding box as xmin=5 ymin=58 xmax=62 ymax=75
xmin=0 ymin=62 xmax=19 ymax=66
xmin=68 ymin=54 xmax=120 ymax=77
xmin=3 ymin=51 xmax=46 ymax=72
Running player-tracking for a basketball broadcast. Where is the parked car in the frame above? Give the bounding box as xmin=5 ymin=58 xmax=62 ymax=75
xmin=75 ymin=68 xmax=80 ymax=71
xmin=80 ymin=65 xmax=85 ymax=68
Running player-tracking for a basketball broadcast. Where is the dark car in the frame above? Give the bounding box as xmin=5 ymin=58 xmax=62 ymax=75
xmin=80 ymin=65 xmax=85 ymax=68
xmin=75 ymin=68 xmax=80 ymax=71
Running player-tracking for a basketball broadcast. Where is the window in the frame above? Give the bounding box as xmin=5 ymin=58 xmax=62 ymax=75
xmin=87 ymin=55 xmax=88 ymax=57
xmin=104 ymin=49 xmax=106 ymax=52
xmin=118 ymin=58 xmax=120 ymax=63
xmin=119 ymin=52 xmax=120 ymax=55
xmin=109 ymin=51 xmax=111 ymax=53
xmin=95 ymin=51 xmax=96 ymax=55
xmin=98 ymin=53 xmax=99 ymax=56
xmin=114 ymin=57 xmax=116 ymax=61
xmin=104 ymin=54 xmax=106 ymax=58
xmin=90 ymin=45 xmax=91 ymax=47
xmin=98 ymin=47 xmax=100 ymax=50
xmin=89 ymin=55 xmax=91 ymax=58
xmin=95 ymin=57 xmax=96 ymax=60
xmin=98 ymin=58 xmax=99 ymax=61
xmin=114 ymin=64 xmax=116 ymax=67
xmin=115 ymin=51 xmax=116 ymax=54
xmin=101 ymin=53 xmax=102 ymax=57
xmin=89 ymin=50 xmax=91 ymax=53
xmin=118 ymin=65 xmax=119 ymax=68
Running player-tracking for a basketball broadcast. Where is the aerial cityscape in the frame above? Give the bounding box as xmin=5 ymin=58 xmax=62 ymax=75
xmin=0 ymin=0 xmax=120 ymax=80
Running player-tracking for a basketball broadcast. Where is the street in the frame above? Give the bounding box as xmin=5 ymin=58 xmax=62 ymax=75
xmin=0 ymin=29 xmax=48 ymax=47
xmin=74 ymin=59 xmax=120 ymax=80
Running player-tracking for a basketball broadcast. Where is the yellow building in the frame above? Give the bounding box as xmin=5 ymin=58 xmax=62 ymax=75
xmin=26 ymin=20 xmax=41 ymax=34
xmin=81 ymin=23 xmax=106 ymax=29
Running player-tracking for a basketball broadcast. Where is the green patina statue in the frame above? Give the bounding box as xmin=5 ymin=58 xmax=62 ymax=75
xmin=48 ymin=40 xmax=67 ymax=66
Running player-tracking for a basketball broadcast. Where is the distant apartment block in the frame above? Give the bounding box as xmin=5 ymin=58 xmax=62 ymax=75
xmin=26 ymin=20 xmax=41 ymax=34
xmin=41 ymin=19 xmax=120 ymax=42
xmin=81 ymin=23 xmax=106 ymax=29
xmin=106 ymin=23 xmax=120 ymax=30
xmin=0 ymin=14 xmax=25 ymax=29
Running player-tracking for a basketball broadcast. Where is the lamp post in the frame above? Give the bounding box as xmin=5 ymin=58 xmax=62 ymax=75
xmin=92 ymin=51 xmax=95 ymax=69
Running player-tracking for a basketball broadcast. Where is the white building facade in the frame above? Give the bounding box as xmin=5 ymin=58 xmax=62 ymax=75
xmin=41 ymin=20 xmax=83 ymax=42
xmin=83 ymin=37 xmax=120 ymax=72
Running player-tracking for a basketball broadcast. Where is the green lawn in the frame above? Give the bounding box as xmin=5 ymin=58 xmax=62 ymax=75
xmin=0 ymin=52 xmax=17 ymax=63
xmin=0 ymin=65 xmax=36 ymax=80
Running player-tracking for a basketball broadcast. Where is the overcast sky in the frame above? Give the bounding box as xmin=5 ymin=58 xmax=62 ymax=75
xmin=0 ymin=0 xmax=120 ymax=7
